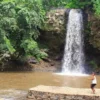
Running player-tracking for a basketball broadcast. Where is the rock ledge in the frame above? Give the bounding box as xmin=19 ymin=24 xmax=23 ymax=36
xmin=27 ymin=85 xmax=100 ymax=100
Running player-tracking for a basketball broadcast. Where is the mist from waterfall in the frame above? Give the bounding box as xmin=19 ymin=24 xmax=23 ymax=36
xmin=62 ymin=9 xmax=85 ymax=74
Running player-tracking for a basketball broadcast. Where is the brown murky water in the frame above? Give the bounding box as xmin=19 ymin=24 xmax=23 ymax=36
xmin=0 ymin=72 xmax=100 ymax=99
xmin=0 ymin=72 xmax=100 ymax=90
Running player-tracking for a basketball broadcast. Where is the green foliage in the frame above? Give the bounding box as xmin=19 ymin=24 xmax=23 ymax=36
xmin=92 ymin=0 xmax=100 ymax=16
xmin=42 ymin=0 xmax=91 ymax=10
xmin=42 ymin=0 xmax=67 ymax=10
xmin=0 ymin=0 xmax=97 ymax=64
xmin=4 ymin=36 xmax=15 ymax=54
xmin=20 ymin=39 xmax=48 ymax=61
xmin=65 ymin=0 xmax=91 ymax=9
xmin=90 ymin=60 xmax=98 ymax=70
xmin=0 ymin=0 xmax=48 ymax=61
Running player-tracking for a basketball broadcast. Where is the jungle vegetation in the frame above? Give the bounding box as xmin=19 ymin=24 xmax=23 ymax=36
xmin=0 ymin=0 xmax=100 ymax=67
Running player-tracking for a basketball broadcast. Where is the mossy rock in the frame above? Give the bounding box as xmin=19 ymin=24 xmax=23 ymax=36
xmin=42 ymin=9 xmax=67 ymax=34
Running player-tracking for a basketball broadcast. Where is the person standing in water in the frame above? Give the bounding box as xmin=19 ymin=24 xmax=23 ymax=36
xmin=90 ymin=72 xmax=97 ymax=94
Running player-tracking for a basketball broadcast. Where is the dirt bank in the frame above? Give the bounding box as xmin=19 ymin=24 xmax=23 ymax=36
xmin=30 ymin=59 xmax=61 ymax=72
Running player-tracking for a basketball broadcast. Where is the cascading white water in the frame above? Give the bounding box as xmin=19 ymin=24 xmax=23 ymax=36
xmin=62 ymin=9 xmax=85 ymax=74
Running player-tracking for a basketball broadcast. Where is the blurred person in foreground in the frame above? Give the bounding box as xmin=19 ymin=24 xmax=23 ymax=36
xmin=90 ymin=72 xmax=97 ymax=94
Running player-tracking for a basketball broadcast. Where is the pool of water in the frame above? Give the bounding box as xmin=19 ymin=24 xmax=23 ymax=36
xmin=0 ymin=89 xmax=27 ymax=100
xmin=0 ymin=72 xmax=100 ymax=99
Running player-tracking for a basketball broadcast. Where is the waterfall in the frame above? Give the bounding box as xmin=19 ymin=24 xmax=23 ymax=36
xmin=62 ymin=9 xmax=85 ymax=74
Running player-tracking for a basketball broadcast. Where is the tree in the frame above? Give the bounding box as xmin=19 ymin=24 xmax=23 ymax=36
xmin=92 ymin=0 xmax=100 ymax=16
xmin=0 ymin=0 xmax=47 ymax=63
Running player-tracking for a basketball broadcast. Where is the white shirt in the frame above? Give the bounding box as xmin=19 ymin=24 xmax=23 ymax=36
xmin=92 ymin=76 xmax=97 ymax=84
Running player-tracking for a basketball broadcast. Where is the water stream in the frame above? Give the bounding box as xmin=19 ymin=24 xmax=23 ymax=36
xmin=62 ymin=9 xmax=85 ymax=74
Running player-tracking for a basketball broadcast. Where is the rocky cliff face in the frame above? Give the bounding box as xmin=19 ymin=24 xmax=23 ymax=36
xmin=41 ymin=9 xmax=100 ymax=53
xmin=86 ymin=13 xmax=100 ymax=70
xmin=40 ymin=9 xmax=68 ymax=55
xmin=40 ymin=9 xmax=100 ymax=59
xmin=43 ymin=9 xmax=67 ymax=33
xmin=88 ymin=14 xmax=100 ymax=50
xmin=40 ymin=9 xmax=100 ymax=69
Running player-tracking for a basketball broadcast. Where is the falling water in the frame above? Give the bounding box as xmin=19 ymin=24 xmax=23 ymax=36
xmin=62 ymin=9 xmax=85 ymax=74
